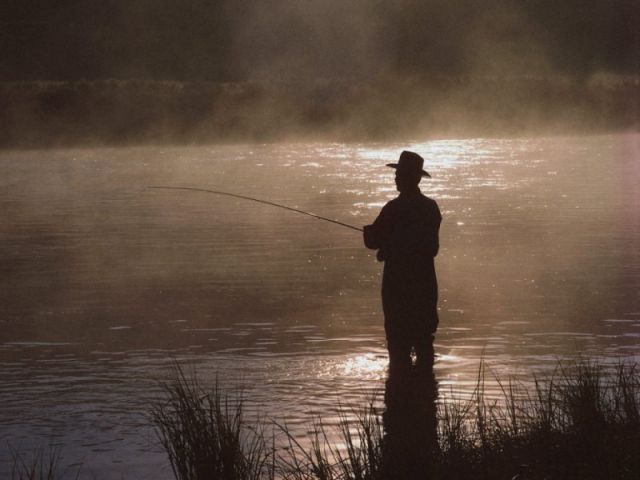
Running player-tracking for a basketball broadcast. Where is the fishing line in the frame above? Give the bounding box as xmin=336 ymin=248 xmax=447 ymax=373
xmin=147 ymin=185 xmax=364 ymax=232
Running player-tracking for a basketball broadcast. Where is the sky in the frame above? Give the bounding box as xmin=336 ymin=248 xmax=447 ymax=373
xmin=2 ymin=0 xmax=638 ymax=82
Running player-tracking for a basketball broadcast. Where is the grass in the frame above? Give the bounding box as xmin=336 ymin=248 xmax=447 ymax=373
xmin=276 ymin=403 xmax=383 ymax=480
xmin=8 ymin=446 xmax=65 ymax=480
xmin=150 ymin=364 xmax=274 ymax=480
xmin=14 ymin=361 xmax=637 ymax=479
xmin=436 ymin=361 xmax=640 ymax=480
xmin=151 ymin=360 xmax=640 ymax=480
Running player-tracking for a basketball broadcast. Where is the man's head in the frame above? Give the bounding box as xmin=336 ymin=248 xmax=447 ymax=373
xmin=386 ymin=151 xmax=430 ymax=192
xmin=395 ymin=169 xmax=422 ymax=192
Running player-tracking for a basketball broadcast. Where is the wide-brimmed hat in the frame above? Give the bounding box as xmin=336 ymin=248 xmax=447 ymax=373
xmin=386 ymin=151 xmax=431 ymax=177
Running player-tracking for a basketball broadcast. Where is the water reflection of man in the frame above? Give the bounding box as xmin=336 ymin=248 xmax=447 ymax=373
xmin=363 ymin=151 xmax=441 ymax=369
xmin=383 ymin=367 xmax=439 ymax=479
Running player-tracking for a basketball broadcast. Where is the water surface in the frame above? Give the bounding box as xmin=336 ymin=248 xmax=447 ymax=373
xmin=1 ymin=134 xmax=639 ymax=478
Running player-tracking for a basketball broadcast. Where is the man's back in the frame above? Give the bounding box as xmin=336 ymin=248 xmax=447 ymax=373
xmin=374 ymin=190 xmax=440 ymax=265
xmin=365 ymin=189 xmax=440 ymax=271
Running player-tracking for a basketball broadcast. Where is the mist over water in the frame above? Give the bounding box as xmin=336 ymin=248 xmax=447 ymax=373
xmin=1 ymin=133 xmax=639 ymax=477
xmin=2 ymin=1 xmax=639 ymax=147
xmin=2 ymin=1 xmax=639 ymax=477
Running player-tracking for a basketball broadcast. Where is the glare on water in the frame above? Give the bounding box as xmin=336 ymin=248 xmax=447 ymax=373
xmin=0 ymin=133 xmax=639 ymax=478
xmin=340 ymin=354 xmax=387 ymax=376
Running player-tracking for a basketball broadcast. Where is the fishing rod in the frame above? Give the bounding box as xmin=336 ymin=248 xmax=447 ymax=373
xmin=147 ymin=186 xmax=364 ymax=232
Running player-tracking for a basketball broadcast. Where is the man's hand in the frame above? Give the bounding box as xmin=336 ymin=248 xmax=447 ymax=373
xmin=364 ymin=225 xmax=385 ymax=262
xmin=363 ymin=224 xmax=378 ymax=249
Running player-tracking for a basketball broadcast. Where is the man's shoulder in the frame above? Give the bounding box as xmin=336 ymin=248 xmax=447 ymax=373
xmin=380 ymin=197 xmax=401 ymax=211
xmin=382 ymin=193 xmax=440 ymax=215
xmin=419 ymin=194 xmax=438 ymax=205
xmin=418 ymin=194 xmax=442 ymax=220
xmin=417 ymin=193 xmax=440 ymax=208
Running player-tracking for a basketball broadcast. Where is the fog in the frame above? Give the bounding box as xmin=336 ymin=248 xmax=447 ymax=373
xmin=1 ymin=0 xmax=638 ymax=146
xmin=2 ymin=137 xmax=638 ymax=356
xmin=2 ymin=5 xmax=639 ymax=475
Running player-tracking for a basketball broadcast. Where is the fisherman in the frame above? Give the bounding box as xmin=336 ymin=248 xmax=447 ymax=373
xmin=364 ymin=151 xmax=441 ymax=369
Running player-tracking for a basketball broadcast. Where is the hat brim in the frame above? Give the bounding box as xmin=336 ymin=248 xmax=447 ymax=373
xmin=386 ymin=163 xmax=431 ymax=178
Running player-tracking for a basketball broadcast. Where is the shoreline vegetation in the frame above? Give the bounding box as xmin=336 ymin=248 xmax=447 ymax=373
xmin=2 ymin=75 xmax=638 ymax=149
xmin=13 ymin=360 xmax=639 ymax=480
xmin=150 ymin=361 xmax=640 ymax=480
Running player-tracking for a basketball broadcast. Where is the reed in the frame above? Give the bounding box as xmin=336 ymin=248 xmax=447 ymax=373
xmin=276 ymin=401 xmax=384 ymax=480
xmin=150 ymin=363 xmax=275 ymax=480
xmin=151 ymin=360 xmax=640 ymax=480
xmin=434 ymin=361 xmax=640 ymax=479
xmin=9 ymin=447 xmax=63 ymax=480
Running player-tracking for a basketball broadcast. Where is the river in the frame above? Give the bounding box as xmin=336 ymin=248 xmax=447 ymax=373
xmin=1 ymin=133 xmax=639 ymax=478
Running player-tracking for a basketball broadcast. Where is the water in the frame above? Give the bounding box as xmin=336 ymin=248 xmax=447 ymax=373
xmin=1 ymin=134 xmax=639 ymax=478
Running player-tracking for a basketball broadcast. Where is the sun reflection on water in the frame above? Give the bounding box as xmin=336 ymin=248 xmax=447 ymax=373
xmin=340 ymin=353 xmax=387 ymax=377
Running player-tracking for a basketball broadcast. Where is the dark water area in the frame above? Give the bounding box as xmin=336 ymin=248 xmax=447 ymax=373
xmin=0 ymin=134 xmax=639 ymax=478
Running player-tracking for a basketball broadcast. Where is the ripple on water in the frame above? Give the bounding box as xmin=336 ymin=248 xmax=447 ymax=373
xmin=1 ymin=135 xmax=639 ymax=478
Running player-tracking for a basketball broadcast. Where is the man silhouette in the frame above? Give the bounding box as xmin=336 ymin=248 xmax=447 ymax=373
xmin=364 ymin=151 xmax=441 ymax=369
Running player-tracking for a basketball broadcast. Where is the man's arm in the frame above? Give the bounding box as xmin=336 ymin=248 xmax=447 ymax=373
xmin=363 ymin=225 xmax=380 ymax=249
xmin=363 ymin=204 xmax=393 ymax=254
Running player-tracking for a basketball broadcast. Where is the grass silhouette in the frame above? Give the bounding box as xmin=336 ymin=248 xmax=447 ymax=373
xmin=10 ymin=360 xmax=639 ymax=479
xmin=151 ymin=360 xmax=640 ymax=480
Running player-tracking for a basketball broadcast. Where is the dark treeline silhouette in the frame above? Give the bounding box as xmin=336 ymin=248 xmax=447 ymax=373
xmin=2 ymin=75 xmax=638 ymax=148
xmin=2 ymin=0 xmax=638 ymax=147
xmin=2 ymin=0 xmax=638 ymax=81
